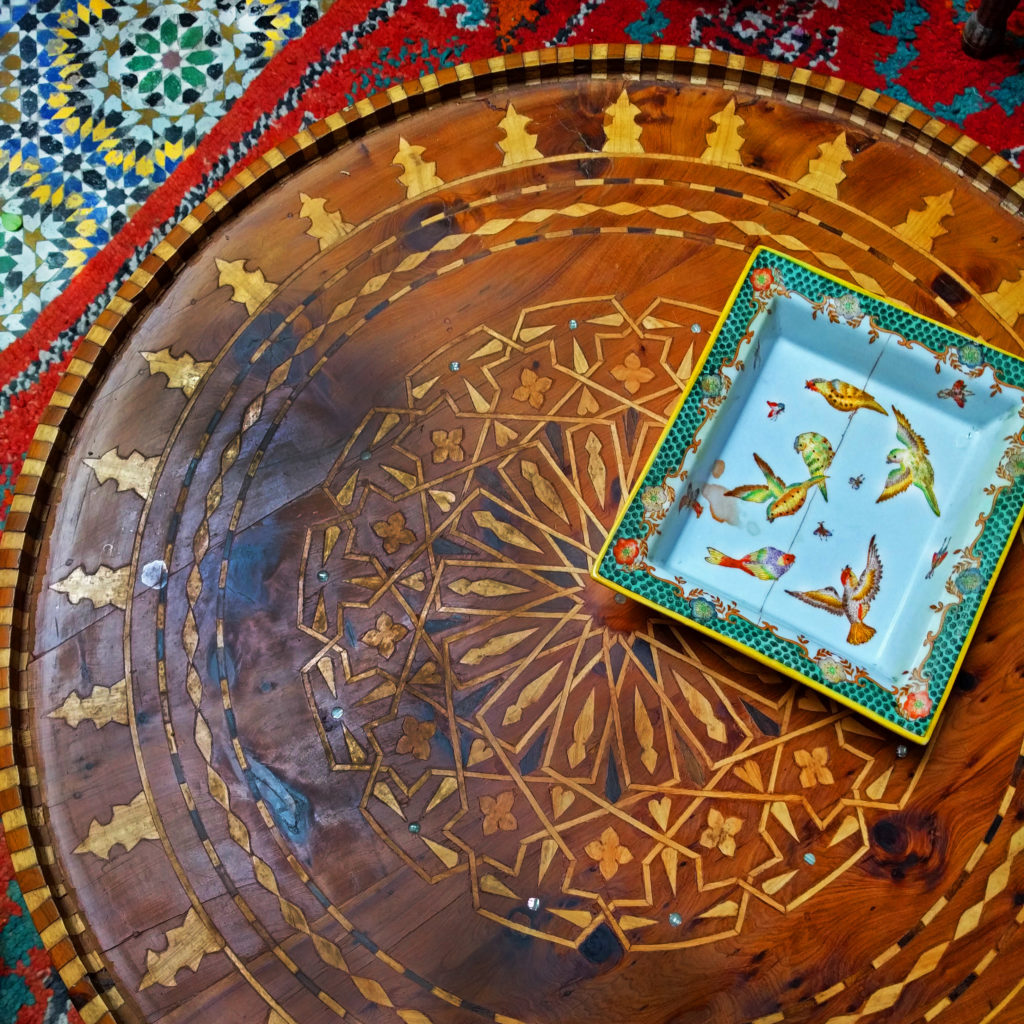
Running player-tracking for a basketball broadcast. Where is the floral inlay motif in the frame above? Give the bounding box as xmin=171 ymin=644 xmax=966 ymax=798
xmin=372 ymin=511 xmax=416 ymax=554
xmin=513 ymin=367 xmax=553 ymax=409
xmin=699 ymin=808 xmax=743 ymax=857
xmin=361 ymin=612 xmax=408 ymax=659
xmin=431 ymin=428 xmax=465 ymax=464
xmin=611 ymin=352 xmax=655 ymax=394
xmin=395 ymin=716 xmax=435 ymax=760
xmin=585 ymin=826 xmax=634 ymax=880
xmin=479 ymin=791 xmax=517 ymax=835
xmin=794 ymin=747 xmax=834 ymax=788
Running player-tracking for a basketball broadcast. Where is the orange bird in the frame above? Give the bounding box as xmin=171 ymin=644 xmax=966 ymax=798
xmin=786 ymin=535 xmax=883 ymax=645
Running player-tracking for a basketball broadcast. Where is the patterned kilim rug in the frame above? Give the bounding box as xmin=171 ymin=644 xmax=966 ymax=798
xmin=0 ymin=1 xmax=1022 ymax=1021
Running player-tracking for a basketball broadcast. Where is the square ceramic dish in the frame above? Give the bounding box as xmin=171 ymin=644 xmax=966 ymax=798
xmin=592 ymin=247 xmax=1024 ymax=743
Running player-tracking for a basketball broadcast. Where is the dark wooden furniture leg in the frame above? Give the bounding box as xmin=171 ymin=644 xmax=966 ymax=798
xmin=962 ymin=0 xmax=1021 ymax=57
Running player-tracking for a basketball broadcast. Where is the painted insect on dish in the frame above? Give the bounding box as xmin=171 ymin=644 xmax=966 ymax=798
xmin=876 ymin=407 xmax=940 ymax=517
xmin=805 ymin=378 xmax=887 ymax=416
xmin=725 ymin=453 xmax=827 ymax=522
xmin=926 ymin=537 xmax=951 ymax=579
xmin=937 ymin=379 xmax=973 ymax=408
xmin=678 ymin=482 xmax=704 ymax=517
xmin=813 ymin=521 xmax=832 ymax=540
xmin=786 ymin=535 xmax=883 ymax=646
xmin=766 ymin=400 xmax=785 ymax=420
xmin=849 ymin=475 xmax=864 ymax=490
xmin=705 ymin=546 xmax=795 ymax=580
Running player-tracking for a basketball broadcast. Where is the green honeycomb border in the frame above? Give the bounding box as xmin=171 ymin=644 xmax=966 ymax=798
xmin=594 ymin=246 xmax=1024 ymax=743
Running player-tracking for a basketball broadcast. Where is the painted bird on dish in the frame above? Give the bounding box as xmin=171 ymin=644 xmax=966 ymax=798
xmin=725 ymin=452 xmax=828 ymax=522
xmin=794 ymin=431 xmax=835 ymax=499
xmin=805 ymin=377 xmax=888 ymax=416
xmin=786 ymin=535 xmax=883 ymax=645
xmin=705 ymin=545 xmax=796 ymax=581
xmin=876 ymin=406 xmax=940 ymax=517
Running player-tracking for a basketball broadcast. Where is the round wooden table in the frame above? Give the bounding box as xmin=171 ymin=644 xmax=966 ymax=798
xmin=4 ymin=46 xmax=1024 ymax=1024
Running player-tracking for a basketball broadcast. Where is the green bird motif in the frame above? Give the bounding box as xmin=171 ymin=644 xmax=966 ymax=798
xmin=875 ymin=406 xmax=940 ymax=517
xmin=794 ymin=431 xmax=834 ymax=500
xmin=725 ymin=452 xmax=827 ymax=522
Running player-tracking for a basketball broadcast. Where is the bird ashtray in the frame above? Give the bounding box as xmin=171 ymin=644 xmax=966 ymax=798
xmin=592 ymin=247 xmax=1024 ymax=743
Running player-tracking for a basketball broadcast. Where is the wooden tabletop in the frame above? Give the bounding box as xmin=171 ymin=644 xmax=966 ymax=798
xmin=4 ymin=46 xmax=1024 ymax=1024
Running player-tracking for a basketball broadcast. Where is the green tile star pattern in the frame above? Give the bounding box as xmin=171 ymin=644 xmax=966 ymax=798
xmin=0 ymin=0 xmax=328 ymax=348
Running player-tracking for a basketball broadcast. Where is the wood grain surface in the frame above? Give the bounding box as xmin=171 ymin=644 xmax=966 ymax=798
xmin=3 ymin=46 xmax=1024 ymax=1024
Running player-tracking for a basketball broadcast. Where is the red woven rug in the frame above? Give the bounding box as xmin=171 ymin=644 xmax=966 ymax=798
xmin=1 ymin=2 xmax=1022 ymax=1021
